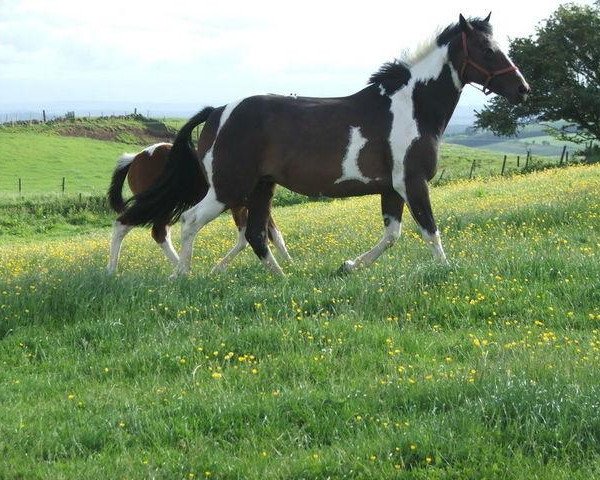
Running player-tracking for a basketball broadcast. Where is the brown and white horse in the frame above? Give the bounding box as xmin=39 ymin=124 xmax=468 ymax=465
xmin=107 ymin=142 xmax=291 ymax=274
xmin=120 ymin=14 xmax=530 ymax=277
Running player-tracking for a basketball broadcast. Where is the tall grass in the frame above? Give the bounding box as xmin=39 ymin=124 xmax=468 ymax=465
xmin=1 ymin=164 xmax=599 ymax=478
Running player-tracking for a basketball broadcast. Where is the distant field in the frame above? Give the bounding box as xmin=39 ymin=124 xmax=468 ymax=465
xmin=1 ymin=164 xmax=599 ymax=479
xmin=0 ymin=132 xmax=143 ymax=196
xmin=444 ymin=123 xmax=581 ymax=157
xmin=0 ymin=117 xmax=568 ymax=198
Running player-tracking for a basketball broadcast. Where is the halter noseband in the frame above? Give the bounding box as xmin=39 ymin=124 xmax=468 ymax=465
xmin=459 ymin=31 xmax=518 ymax=95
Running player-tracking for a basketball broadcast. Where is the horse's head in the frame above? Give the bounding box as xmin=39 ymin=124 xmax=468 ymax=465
xmin=454 ymin=13 xmax=530 ymax=104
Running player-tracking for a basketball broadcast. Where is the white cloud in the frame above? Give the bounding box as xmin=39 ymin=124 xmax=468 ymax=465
xmin=0 ymin=0 xmax=595 ymax=107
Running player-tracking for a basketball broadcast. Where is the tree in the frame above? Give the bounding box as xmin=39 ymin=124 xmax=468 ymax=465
xmin=474 ymin=3 xmax=600 ymax=146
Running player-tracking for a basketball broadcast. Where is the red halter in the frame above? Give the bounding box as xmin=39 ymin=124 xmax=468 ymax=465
xmin=459 ymin=31 xmax=518 ymax=95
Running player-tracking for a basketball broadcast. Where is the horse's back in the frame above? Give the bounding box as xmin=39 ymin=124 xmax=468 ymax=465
xmin=208 ymin=91 xmax=393 ymax=199
xmin=128 ymin=143 xmax=172 ymax=194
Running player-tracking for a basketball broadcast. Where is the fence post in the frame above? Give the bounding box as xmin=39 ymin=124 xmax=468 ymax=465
xmin=438 ymin=168 xmax=445 ymax=183
xmin=516 ymin=155 xmax=520 ymax=167
xmin=525 ymin=151 xmax=530 ymax=169
xmin=62 ymin=177 xmax=66 ymax=193
xmin=43 ymin=110 xmax=46 ymax=123
xmin=559 ymin=145 xmax=567 ymax=165
xmin=501 ymin=155 xmax=507 ymax=176
xmin=18 ymin=178 xmax=22 ymax=194
xmin=469 ymin=159 xmax=476 ymax=179
xmin=565 ymin=151 xmax=569 ymax=164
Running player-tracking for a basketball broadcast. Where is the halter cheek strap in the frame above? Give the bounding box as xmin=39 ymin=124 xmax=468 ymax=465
xmin=459 ymin=32 xmax=518 ymax=95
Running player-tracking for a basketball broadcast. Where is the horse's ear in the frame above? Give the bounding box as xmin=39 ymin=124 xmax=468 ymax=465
xmin=483 ymin=12 xmax=491 ymax=23
xmin=459 ymin=14 xmax=474 ymax=33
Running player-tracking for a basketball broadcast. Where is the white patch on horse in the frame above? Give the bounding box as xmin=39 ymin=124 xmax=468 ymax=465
xmin=421 ymin=228 xmax=448 ymax=264
xmin=116 ymin=153 xmax=136 ymax=170
xmin=176 ymin=188 xmax=225 ymax=277
xmin=202 ymin=99 xmax=244 ymax=187
xmin=343 ymin=216 xmax=402 ymax=272
xmin=378 ymin=84 xmax=387 ymax=96
xmin=335 ymin=126 xmax=369 ymax=184
xmin=269 ymin=225 xmax=292 ymax=262
xmin=260 ymin=250 xmax=285 ymax=276
xmin=144 ymin=142 xmax=171 ymax=156
xmin=448 ymin=62 xmax=462 ymax=91
xmin=107 ymin=221 xmax=133 ymax=273
xmin=159 ymin=227 xmax=179 ymax=266
xmin=212 ymin=227 xmax=248 ymax=273
xmin=388 ymin=44 xmax=450 ymax=200
xmin=505 ymin=55 xmax=530 ymax=92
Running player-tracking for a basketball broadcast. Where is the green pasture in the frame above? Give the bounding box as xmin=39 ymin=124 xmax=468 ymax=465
xmin=0 ymin=132 xmax=144 ymax=196
xmin=0 ymin=123 xmax=566 ymax=198
xmin=1 ymin=164 xmax=599 ymax=479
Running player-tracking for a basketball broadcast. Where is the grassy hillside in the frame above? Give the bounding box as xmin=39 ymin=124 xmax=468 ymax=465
xmin=0 ymin=116 xmax=566 ymax=198
xmin=0 ymin=114 xmax=176 ymax=144
xmin=0 ymin=132 xmax=144 ymax=196
xmin=1 ymin=164 xmax=599 ymax=479
xmin=0 ymin=115 xmax=180 ymax=197
xmin=444 ymin=123 xmax=581 ymax=157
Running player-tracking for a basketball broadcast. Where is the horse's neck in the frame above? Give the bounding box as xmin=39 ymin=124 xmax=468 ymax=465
xmin=407 ymin=43 xmax=462 ymax=137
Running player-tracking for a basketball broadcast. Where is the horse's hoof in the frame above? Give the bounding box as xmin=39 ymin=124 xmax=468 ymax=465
xmin=338 ymin=260 xmax=355 ymax=275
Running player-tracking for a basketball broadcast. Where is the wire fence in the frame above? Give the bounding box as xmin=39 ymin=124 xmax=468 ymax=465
xmin=0 ymin=108 xmax=192 ymax=125
xmin=433 ymin=146 xmax=579 ymax=186
xmin=0 ymin=147 xmax=582 ymax=199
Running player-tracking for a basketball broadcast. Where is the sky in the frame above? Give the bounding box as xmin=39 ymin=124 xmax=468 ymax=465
xmin=0 ymin=0 xmax=595 ymax=118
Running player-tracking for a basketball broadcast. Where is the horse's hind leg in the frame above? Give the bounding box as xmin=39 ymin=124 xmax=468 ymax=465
xmin=211 ymin=207 xmax=249 ymax=274
xmin=152 ymin=222 xmax=179 ymax=266
xmin=107 ymin=220 xmax=133 ymax=274
xmin=175 ymin=189 xmax=225 ymax=277
xmin=245 ymin=181 xmax=284 ymax=276
xmin=342 ymin=191 xmax=404 ymax=273
xmin=267 ymin=215 xmax=292 ymax=262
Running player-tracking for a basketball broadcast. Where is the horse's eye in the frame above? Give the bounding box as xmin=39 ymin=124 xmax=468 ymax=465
xmin=484 ymin=48 xmax=495 ymax=60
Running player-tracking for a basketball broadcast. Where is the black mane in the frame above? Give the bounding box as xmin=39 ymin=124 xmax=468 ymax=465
xmin=436 ymin=17 xmax=493 ymax=46
xmin=368 ymin=61 xmax=411 ymax=94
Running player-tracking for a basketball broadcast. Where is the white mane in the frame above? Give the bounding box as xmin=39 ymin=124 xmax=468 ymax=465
xmin=398 ymin=27 xmax=443 ymax=66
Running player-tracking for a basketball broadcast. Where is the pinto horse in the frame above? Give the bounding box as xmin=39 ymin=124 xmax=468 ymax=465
xmin=120 ymin=14 xmax=530 ymax=277
xmin=107 ymin=142 xmax=291 ymax=274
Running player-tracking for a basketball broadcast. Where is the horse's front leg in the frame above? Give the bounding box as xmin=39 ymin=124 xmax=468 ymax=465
xmin=403 ymin=175 xmax=448 ymax=264
xmin=342 ymin=190 xmax=404 ymax=273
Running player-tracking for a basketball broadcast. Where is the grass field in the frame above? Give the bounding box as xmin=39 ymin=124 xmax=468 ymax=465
xmin=0 ymin=132 xmax=144 ymax=196
xmin=444 ymin=123 xmax=582 ymax=157
xmin=0 ymin=116 xmax=178 ymax=196
xmin=0 ymin=124 xmax=566 ymax=198
xmin=1 ymin=164 xmax=599 ymax=479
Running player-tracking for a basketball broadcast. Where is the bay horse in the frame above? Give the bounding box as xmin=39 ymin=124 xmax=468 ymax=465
xmin=120 ymin=14 xmax=530 ymax=277
xmin=107 ymin=142 xmax=291 ymax=274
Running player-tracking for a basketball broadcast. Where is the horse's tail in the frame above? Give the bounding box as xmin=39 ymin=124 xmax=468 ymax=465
xmin=107 ymin=152 xmax=136 ymax=213
xmin=119 ymin=106 xmax=215 ymax=226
